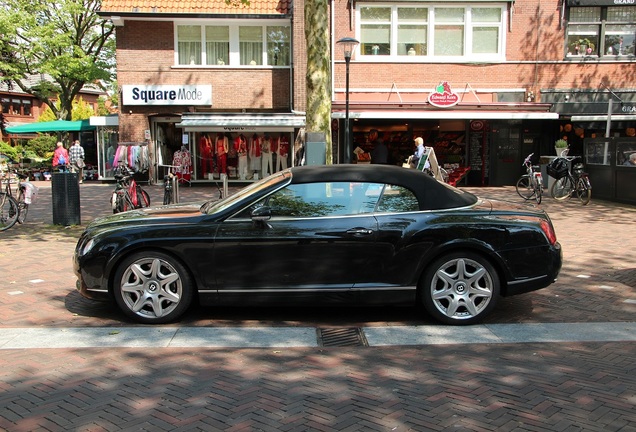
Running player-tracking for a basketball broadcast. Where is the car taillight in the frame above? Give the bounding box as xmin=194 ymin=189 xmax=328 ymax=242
xmin=540 ymin=220 xmax=557 ymax=245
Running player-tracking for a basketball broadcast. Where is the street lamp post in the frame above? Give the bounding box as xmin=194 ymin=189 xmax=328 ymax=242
xmin=336 ymin=37 xmax=359 ymax=164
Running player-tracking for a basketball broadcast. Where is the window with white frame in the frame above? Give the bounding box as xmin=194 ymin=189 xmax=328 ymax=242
xmin=358 ymin=3 xmax=505 ymax=60
xmin=566 ymin=6 xmax=636 ymax=57
xmin=175 ymin=22 xmax=291 ymax=66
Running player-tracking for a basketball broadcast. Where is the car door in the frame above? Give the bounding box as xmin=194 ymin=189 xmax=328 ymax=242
xmin=212 ymin=181 xmax=383 ymax=298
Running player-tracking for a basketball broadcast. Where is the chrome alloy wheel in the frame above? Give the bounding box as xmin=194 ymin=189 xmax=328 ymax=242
xmin=422 ymin=254 xmax=499 ymax=325
xmin=114 ymin=252 xmax=193 ymax=323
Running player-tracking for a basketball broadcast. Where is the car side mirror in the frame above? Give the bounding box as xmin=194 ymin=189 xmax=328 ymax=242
xmin=251 ymin=205 xmax=272 ymax=222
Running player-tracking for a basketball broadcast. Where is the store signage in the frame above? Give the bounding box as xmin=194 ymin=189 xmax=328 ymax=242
xmin=567 ymin=0 xmax=634 ymax=5
xmin=122 ymin=85 xmax=212 ymax=106
xmin=428 ymin=81 xmax=460 ymax=108
xmin=621 ymin=104 xmax=636 ymax=113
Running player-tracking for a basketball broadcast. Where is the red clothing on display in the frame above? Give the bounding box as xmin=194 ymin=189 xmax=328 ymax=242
xmin=216 ymin=134 xmax=229 ymax=174
xmin=199 ymin=135 xmax=214 ymax=177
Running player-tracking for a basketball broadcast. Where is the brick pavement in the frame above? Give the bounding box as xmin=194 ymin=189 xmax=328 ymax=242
xmin=0 ymin=180 xmax=635 ymax=431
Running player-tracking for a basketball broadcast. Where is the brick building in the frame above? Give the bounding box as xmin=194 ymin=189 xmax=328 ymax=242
xmin=98 ymin=0 xmax=636 ymax=202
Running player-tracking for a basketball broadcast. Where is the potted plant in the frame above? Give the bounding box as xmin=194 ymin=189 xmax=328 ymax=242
xmin=570 ymin=38 xmax=595 ymax=55
xmin=555 ymin=139 xmax=569 ymax=156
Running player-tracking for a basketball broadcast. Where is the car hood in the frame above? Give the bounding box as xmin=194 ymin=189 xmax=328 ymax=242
xmin=87 ymin=202 xmax=209 ymax=230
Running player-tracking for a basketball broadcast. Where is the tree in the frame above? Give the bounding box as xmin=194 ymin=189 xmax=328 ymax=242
xmin=0 ymin=0 xmax=115 ymax=120
xmin=304 ymin=0 xmax=332 ymax=163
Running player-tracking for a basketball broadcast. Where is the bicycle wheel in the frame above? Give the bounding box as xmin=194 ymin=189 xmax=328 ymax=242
xmin=575 ymin=177 xmax=591 ymax=205
xmin=535 ymin=181 xmax=542 ymax=204
xmin=17 ymin=202 xmax=28 ymax=224
xmin=515 ymin=175 xmax=535 ymax=200
xmin=0 ymin=193 xmax=19 ymax=231
xmin=551 ymin=176 xmax=574 ymax=201
xmin=140 ymin=189 xmax=150 ymax=207
xmin=16 ymin=189 xmax=28 ymax=224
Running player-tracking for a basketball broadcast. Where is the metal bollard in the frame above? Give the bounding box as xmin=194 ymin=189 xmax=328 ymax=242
xmin=221 ymin=173 xmax=229 ymax=198
xmin=172 ymin=174 xmax=179 ymax=203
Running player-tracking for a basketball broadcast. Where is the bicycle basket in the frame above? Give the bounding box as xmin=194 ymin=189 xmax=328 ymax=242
xmin=547 ymin=158 xmax=568 ymax=179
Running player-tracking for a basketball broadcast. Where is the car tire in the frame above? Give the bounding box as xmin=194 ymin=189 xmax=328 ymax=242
xmin=420 ymin=252 xmax=500 ymax=325
xmin=113 ymin=251 xmax=194 ymax=324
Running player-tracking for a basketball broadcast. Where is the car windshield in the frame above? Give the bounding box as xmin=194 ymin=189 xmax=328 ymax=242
xmin=200 ymin=170 xmax=290 ymax=214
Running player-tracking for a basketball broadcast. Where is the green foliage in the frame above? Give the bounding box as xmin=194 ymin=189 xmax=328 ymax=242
xmin=38 ymin=97 xmax=95 ymax=121
xmin=0 ymin=141 xmax=19 ymax=160
xmin=555 ymin=139 xmax=568 ymax=148
xmin=71 ymin=97 xmax=95 ymax=120
xmin=0 ymin=0 xmax=115 ymax=120
xmin=24 ymin=135 xmax=57 ymax=158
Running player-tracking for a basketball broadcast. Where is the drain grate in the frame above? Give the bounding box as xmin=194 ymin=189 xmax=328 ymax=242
xmin=317 ymin=327 xmax=369 ymax=347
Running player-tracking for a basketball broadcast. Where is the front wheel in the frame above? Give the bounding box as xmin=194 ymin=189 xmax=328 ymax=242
xmin=515 ymin=175 xmax=535 ymax=200
xmin=420 ymin=252 xmax=500 ymax=325
xmin=0 ymin=193 xmax=19 ymax=231
xmin=17 ymin=202 xmax=28 ymax=224
xmin=551 ymin=176 xmax=574 ymax=201
xmin=113 ymin=251 xmax=194 ymax=324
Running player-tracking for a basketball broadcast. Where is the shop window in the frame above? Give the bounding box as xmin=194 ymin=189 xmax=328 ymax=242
xmin=585 ymin=141 xmax=611 ymax=165
xmin=176 ymin=22 xmax=291 ymax=67
xmin=397 ymin=7 xmax=428 ymax=56
xmin=358 ymin=3 xmax=505 ymax=61
xmin=0 ymin=97 xmax=32 ymax=116
xmin=566 ymin=6 xmax=636 ymax=57
xmin=177 ymin=25 xmax=202 ymax=65
xmin=205 ymin=26 xmax=229 ymax=66
xmin=617 ymin=142 xmax=636 ymax=166
xmin=267 ymin=26 xmax=291 ymax=66
xmin=1 ymin=98 xmax=10 ymax=114
xmin=240 ymin=27 xmax=263 ymax=65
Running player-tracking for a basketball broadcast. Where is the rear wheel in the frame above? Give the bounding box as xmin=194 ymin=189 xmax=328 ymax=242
xmin=515 ymin=175 xmax=535 ymax=200
xmin=420 ymin=252 xmax=500 ymax=325
xmin=551 ymin=176 xmax=573 ymax=200
xmin=575 ymin=177 xmax=591 ymax=205
xmin=113 ymin=251 xmax=194 ymax=324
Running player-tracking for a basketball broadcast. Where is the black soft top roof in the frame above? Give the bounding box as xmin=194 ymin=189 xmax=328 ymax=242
xmin=289 ymin=165 xmax=477 ymax=210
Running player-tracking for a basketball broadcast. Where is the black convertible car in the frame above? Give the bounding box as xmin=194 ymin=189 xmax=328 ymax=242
xmin=74 ymin=164 xmax=562 ymax=325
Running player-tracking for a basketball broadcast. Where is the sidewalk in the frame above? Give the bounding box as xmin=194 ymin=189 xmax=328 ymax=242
xmin=1 ymin=180 xmax=635 ymax=431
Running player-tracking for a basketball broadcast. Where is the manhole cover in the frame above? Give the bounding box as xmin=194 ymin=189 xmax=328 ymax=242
xmin=317 ymin=328 xmax=368 ymax=347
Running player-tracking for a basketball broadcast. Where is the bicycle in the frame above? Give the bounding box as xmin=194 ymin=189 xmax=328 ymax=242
xmin=0 ymin=166 xmax=33 ymax=230
xmin=0 ymin=175 xmax=19 ymax=231
xmin=110 ymin=165 xmax=151 ymax=213
xmin=163 ymin=172 xmax=175 ymax=205
xmin=549 ymin=153 xmax=592 ymax=205
xmin=515 ymin=153 xmax=543 ymax=204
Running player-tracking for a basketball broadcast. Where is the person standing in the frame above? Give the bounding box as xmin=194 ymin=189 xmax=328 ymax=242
xmin=69 ymin=139 xmax=86 ymax=182
xmin=52 ymin=142 xmax=70 ymax=172
xmin=371 ymin=138 xmax=388 ymax=164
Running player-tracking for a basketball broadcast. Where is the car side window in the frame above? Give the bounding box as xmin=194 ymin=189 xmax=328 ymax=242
xmin=376 ymin=185 xmax=420 ymax=213
xmin=233 ymin=182 xmax=384 ymax=218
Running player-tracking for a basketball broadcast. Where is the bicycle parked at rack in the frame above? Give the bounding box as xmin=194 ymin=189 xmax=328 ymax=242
xmin=0 ymin=167 xmax=32 ymax=231
xmin=515 ymin=153 xmax=543 ymax=204
xmin=548 ymin=152 xmax=592 ymax=205
xmin=110 ymin=165 xmax=151 ymax=214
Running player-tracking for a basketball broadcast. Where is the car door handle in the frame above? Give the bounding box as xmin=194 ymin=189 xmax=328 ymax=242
xmin=346 ymin=228 xmax=374 ymax=236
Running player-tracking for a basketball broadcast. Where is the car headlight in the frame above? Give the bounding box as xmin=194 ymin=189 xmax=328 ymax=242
xmin=80 ymin=238 xmax=96 ymax=256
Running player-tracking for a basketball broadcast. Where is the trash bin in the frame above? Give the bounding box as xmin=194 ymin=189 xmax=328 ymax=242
xmin=51 ymin=172 xmax=81 ymax=225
